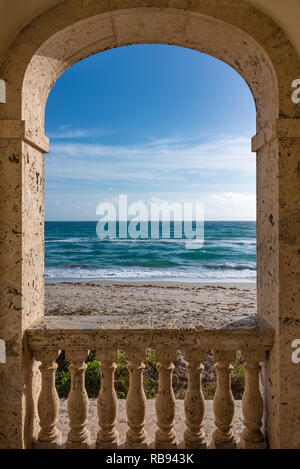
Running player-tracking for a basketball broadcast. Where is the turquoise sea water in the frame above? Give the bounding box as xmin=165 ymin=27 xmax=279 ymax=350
xmin=45 ymin=221 xmax=256 ymax=282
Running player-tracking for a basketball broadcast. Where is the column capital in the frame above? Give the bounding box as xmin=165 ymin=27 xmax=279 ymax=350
xmin=0 ymin=119 xmax=49 ymax=153
xmin=35 ymin=349 xmax=60 ymax=363
xmin=184 ymin=347 xmax=207 ymax=363
xmin=126 ymin=348 xmax=146 ymax=363
xmin=212 ymin=350 xmax=236 ymax=364
xmin=155 ymin=345 xmax=177 ymax=363
xmin=241 ymin=348 xmax=266 ymax=364
xmin=65 ymin=349 xmax=89 ymax=363
xmin=96 ymin=349 xmax=118 ymax=363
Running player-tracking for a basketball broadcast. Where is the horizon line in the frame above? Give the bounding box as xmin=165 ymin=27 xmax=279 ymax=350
xmin=45 ymin=219 xmax=256 ymax=223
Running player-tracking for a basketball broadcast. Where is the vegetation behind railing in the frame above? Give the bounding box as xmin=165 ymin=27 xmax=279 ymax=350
xmin=55 ymin=350 xmax=245 ymax=400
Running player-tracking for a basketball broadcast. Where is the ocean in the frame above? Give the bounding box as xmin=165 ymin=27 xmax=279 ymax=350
xmin=45 ymin=221 xmax=256 ymax=283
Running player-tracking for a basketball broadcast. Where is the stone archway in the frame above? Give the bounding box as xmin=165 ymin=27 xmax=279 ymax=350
xmin=0 ymin=0 xmax=299 ymax=449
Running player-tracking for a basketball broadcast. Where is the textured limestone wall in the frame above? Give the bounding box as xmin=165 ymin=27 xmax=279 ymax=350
xmin=256 ymin=137 xmax=281 ymax=445
xmin=22 ymin=142 xmax=45 ymax=446
xmin=0 ymin=0 xmax=299 ymax=448
xmin=255 ymin=121 xmax=300 ymax=448
xmin=0 ymin=131 xmax=45 ymax=447
xmin=277 ymin=135 xmax=300 ymax=448
xmin=0 ymin=135 xmax=23 ymax=448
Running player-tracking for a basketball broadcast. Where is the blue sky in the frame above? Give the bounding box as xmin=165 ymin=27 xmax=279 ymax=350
xmin=45 ymin=44 xmax=256 ymax=221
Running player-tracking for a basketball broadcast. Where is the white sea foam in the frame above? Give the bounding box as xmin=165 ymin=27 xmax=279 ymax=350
xmin=45 ymin=265 xmax=256 ymax=282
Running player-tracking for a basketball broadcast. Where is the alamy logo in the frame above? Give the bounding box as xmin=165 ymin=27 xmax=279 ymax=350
xmin=291 ymin=339 xmax=300 ymax=364
xmin=291 ymin=79 xmax=300 ymax=104
xmin=96 ymin=195 xmax=204 ymax=250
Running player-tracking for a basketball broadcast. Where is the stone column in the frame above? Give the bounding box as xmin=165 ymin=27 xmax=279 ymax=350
xmin=240 ymin=349 xmax=266 ymax=449
xmin=65 ymin=349 xmax=90 ymax=449
xmin=184 ymin=348 xmax=207 ymax=449
xmin=33 ymin=349 xmax=62 ymax=448
xmin=0 ymin=121 xmax=49 ymax=448
xmin=96 ymin=349 xmax=118 ymax=449
xmin=253 ymin=119 xmax=300 ymax=448
xmin=126 ymin=349 xmax=148 ymax=449
xmin=212 ymin=350 xmax=236 ymax=449
xmin=155 ymin=346 xmax=177 ymax=449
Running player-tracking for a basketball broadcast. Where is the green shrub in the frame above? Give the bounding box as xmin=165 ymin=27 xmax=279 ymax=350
xmin=144 ymin=351 xmax=158 ymax=398
xmin=114 ymin=351 xmax=129 ymax=399
xmin=55 ymin=350 xmax=70 ymax=397
xmin=203 ymin=381 xmax=217 ymax=400
xmin=85 ymin=359 xmax=101 ymax=397
xmin=56 ymin=350 xmax=137 ymax=399
xmin=55 ymin=350 xmax=245 ymax=400
xmin=202 ymin=357 xmax=245 ymax=400
xmin=231 ymin=356 xmax=245 ymax=399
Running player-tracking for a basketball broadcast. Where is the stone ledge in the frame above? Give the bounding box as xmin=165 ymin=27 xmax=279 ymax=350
xmin=26 ymin=315 xmax=274 ymax=351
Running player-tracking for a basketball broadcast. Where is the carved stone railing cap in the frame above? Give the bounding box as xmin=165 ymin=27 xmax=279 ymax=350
xmin=26 ymin=315 xmax=274 ymax=352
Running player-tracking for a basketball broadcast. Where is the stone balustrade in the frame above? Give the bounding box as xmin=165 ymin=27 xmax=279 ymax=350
xmin=27 ymin=316 xmax=273 ymax=449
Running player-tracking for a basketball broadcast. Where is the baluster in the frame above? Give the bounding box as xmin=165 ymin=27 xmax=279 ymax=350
xmin=212 ymin=350 xmax=237 ymax=449
xmin=126 ymin=348 xmax=148 ymax=448
xmin=96 ymin=349 xmax=118 ymax=449
xmin=184 ymin=348 xmax=207 ymax=449
xmin=155 ymin=346 xmax=177 ymax=449
xmin=65 ymin=349 xmax=90 ymax=449
xmin=33 ymin=349 xmax=62 ymax=448
xmin=240 ymin=349 xmax=266 ymax=449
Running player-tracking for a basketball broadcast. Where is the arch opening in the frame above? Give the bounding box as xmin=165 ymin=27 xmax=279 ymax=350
xmin=44 ymin=43 xmax=257 ymax=286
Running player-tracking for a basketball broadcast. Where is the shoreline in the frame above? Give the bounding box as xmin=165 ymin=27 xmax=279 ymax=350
xmin=45 ymin=278 xmax=256 ymax=286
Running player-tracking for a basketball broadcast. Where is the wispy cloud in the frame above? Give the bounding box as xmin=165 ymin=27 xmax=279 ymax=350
xmin=45 ymin=134 xmax=256 ymax=220
xmin=47 ymin=126 xmax=113 ymax=139
xmin=45 ymin=190 xmax=256 ymax=221
xmin=47 ymin=134 xmax=254 ymax=182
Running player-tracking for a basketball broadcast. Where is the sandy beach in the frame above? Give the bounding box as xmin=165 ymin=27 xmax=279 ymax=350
xmin=45 ymin=281 xmax=256 ymax=329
